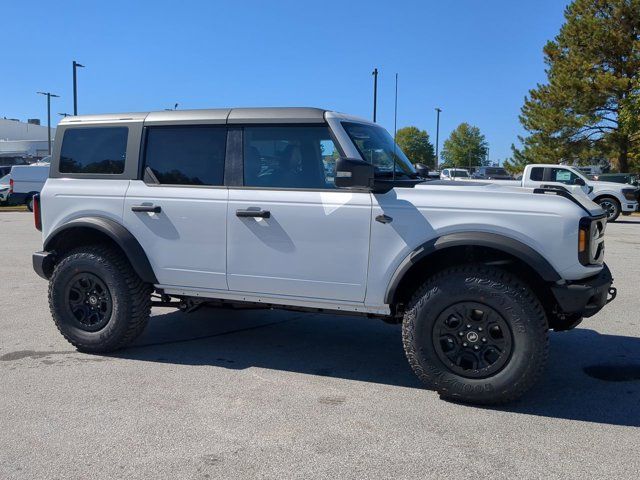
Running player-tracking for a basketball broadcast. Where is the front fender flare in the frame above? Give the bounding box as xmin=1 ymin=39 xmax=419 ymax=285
xmin=384 ymin=231 xmax=561 ymax=304
xmin=44 ymin=216 xmax=158 ymax=284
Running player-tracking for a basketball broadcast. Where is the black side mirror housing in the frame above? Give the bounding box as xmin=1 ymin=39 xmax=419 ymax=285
xmin=335 ymin=157 xmax=374 ymax=189
xmin=574 ymin=177 xmax=586 ymax=186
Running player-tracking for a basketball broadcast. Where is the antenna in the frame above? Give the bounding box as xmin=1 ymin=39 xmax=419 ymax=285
xmin=393 ymin=73 xmax=398 ymax=181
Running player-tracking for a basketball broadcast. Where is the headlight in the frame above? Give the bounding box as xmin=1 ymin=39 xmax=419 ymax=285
xmin=579 ymin=216 xmax=606 ymax=266
xmin=622 ymin=188 xmax=637 ymax=201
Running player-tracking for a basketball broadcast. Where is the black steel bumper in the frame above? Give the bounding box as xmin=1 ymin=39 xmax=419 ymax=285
xmin=33 ymin=251 xmax=55 ymax=280
xmin=550 ymin=263 xmax=616 ymax=318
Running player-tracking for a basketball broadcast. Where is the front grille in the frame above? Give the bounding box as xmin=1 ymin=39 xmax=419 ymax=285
xmin=589 ymin=217 xmax=606 ymax=265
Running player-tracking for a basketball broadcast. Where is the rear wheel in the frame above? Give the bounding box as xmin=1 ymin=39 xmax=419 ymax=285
xmin=48 ymin=245 xmax=152 ymax=352
xmin=596 ymin=197 xmax=620 ymax=222
xmin=402 ymin=265 xmax=548 ymax=404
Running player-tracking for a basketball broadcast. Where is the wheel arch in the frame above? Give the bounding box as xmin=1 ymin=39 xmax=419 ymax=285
xmin=593 ymin=193 xmax=621 ymax=204
xmin=384 ymin=232 xmax=561 ymax=310
xmin=43 ymin=217 xmax=158 ymax=284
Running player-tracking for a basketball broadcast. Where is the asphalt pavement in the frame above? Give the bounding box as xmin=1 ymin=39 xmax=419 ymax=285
xmin=0 ymin=212 xmax=639 ymax=479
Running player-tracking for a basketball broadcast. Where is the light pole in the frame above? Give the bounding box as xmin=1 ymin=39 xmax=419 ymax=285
xmin=37 ymin=91 xmax=60 ymax=155
xmin=434 ymin=107 xmax=442 ymax=169
xmin=73 ymin=61 xmax=85 ymax=115
xmin=372 ymin=68 xmax=378 ymax=122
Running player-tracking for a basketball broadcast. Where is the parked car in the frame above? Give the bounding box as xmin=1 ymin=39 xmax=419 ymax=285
xmin=33 ymin=107 xmax=615 ymax=405
xmin=440 ymin=168 xmax=470 ymax=180
xmin=473 ymin=164 xmax=638 ymax=222
xmin=414 ymin=163 xmax=440 ymax=179
xmin=471 ymin=166 xmax=512 ymax=180
xmin=590 ymin=173 xmax=638 ymax=186
xmin=8 ymin=161 xmax=50 ymax=211
xmin=0 ymin=174 xmax=10 ymax=203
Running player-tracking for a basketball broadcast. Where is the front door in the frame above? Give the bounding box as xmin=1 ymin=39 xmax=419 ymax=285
xmin=123 ymin=125 xmax=228 ymax=290
xmin=226 ymin=125 xmax=372 ymax=302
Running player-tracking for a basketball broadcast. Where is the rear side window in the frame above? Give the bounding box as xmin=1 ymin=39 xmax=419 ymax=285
xmin=530 ymin=167 xmax=543 ymax=181
xmin=143 ymin=126 xmax=226 ymax=186
xmin=60 ymin=127 xmax=128 ymax=174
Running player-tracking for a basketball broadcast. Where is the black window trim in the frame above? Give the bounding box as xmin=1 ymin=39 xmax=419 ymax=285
xmin=138 ymin=124 xmax=229 ymax=189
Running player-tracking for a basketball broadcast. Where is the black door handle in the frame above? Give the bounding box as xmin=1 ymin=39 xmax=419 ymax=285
xmin=236 ymin=209 xmax=270 ymax=218
xmin=132 ymin=205 xmax=162 ymax=213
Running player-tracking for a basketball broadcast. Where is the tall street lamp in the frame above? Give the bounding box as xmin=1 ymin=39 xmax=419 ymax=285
xmin=37 ymin=91 xmax=60 ymax=155
xmin=73 ymin=61 xmax=85 ymax=115
xmin=372 ymin=68 xmax=378 ymax=123
xmin=434 ymin=107 xmax=442 ymax=169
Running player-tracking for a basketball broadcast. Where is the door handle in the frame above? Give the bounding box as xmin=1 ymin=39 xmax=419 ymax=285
xmin=131 ymin=204 xmax=162 ymax=213
xmin=236 ymin=209 xmax=270 ymax=218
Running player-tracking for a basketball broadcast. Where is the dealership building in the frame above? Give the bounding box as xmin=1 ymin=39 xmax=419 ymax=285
xmin=0 ymin=117 xmax=54 ymax=162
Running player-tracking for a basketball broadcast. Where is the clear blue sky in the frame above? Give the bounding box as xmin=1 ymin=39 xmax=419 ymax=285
xmin=3 ymin=0 xmax=568 ymax=162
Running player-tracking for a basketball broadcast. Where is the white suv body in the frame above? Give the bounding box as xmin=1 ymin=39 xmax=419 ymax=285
xmin=33 ymin=107 xmax=616 ymax=404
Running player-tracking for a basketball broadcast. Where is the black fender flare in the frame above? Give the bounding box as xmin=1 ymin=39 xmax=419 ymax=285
xmin=384 ymin=231 xmax=561 ymax=304
xmin=44 ymin=216 xmax=158 ymax=284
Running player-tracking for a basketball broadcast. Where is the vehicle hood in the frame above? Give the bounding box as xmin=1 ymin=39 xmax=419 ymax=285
xmin=589 ymin=180 xmax=636 ymax=190
xmin=412 ymin=180 xmax=604 ymax=217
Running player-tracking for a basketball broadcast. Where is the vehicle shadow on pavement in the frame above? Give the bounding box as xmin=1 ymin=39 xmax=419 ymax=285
xmin=119 ymin=307 xmax=640 ymax=427
xmin=498 ymin=327 xmax=640 ymax=427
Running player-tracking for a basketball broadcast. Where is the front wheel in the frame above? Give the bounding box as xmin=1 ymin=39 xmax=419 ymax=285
xmin=402 ymin=265 xmax=548 ymax=405
xmin=48 ymin=245 xmax=152 ymax=353
xmin=26 ymin=196 xmax=34 ymax=212
xmin=596 ymin=197 xmax=620 ymax=222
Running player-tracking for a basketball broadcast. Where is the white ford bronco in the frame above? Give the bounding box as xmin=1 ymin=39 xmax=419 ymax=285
xmin=32 ymin=107 xmax=616 ymax=404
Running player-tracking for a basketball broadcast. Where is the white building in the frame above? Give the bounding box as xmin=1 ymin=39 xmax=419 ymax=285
xmin=0 ymin=118 xmax=55 ymax=161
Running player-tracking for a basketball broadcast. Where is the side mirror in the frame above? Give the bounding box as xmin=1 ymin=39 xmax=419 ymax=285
xmin=335 ymin=157 xmax=374 ymax=189
xmin=574 ymin=177 xmax=586 ymax=186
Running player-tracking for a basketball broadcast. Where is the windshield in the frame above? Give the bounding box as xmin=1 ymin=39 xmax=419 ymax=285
xmin=0 ymin=174 xmax=9 ymax=185
xmin=568 ymin=167 xmax=589 ymax=182
xmin=341 ymin=122 xmax=417 ymax=178
xmin=451 ymin=170 xmax=469 ymax=178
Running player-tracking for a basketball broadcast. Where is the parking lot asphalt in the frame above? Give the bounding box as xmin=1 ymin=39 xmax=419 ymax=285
xmin=0 ymin=212 xmax=639 ymax=480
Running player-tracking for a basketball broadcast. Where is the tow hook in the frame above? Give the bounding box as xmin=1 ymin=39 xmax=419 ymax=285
xmin=607 ymin=287 xmax=617 ymax=304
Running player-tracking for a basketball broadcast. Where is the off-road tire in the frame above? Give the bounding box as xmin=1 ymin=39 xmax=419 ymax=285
xmin=596 ymin=196 xmax=621 ymax=222
xmin=402 ymin=264 xmax=548 ymax=405
xmin=48 ymin=245 xmax=152 ymax=353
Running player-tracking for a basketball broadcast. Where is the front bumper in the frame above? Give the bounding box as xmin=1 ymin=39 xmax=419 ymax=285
xmin=621 ymin=200 xmax=638 ymax=213
xmin=33 ymin=251 xmax=55 ymax=280
xmin=550 ymin=263 xmax=616 ymax=318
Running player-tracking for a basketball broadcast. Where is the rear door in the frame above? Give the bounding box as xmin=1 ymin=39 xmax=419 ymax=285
xmin=226 ymin=125 xmax=372 ymax=302
xmin=123 ymin=124 xmax=228 ymax=290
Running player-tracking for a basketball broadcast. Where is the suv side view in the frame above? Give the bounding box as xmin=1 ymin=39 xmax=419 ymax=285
xmin=33 ymin=107 xmax=616 ymax=405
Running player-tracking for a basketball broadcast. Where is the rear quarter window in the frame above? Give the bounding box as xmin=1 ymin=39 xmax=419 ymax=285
xmin=529 ymin=167 xmax=544 ymax=181
xmin=59 ymin=127 xmax=128 ymax=174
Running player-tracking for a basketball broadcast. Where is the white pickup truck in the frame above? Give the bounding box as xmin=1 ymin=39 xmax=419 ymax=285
xmin=480 ymin=164 xmax=638 ymax=222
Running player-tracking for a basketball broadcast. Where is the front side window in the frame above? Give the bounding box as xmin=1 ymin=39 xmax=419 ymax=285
xmin=60 ymin=127 xmax=128 ymax=174
xmin=342 ymin=122 xmax=417 ymax=179
xmin=243 ymin=126 xmax=337 ymax=189
xmin=143 ymin=126 xmax=226 ymax=186
xmin=547 ymin=167 xmax=579 ymax=185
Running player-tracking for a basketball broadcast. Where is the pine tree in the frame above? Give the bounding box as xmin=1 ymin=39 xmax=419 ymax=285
xmin=513 ymin=0 xmax=640 ymax=172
